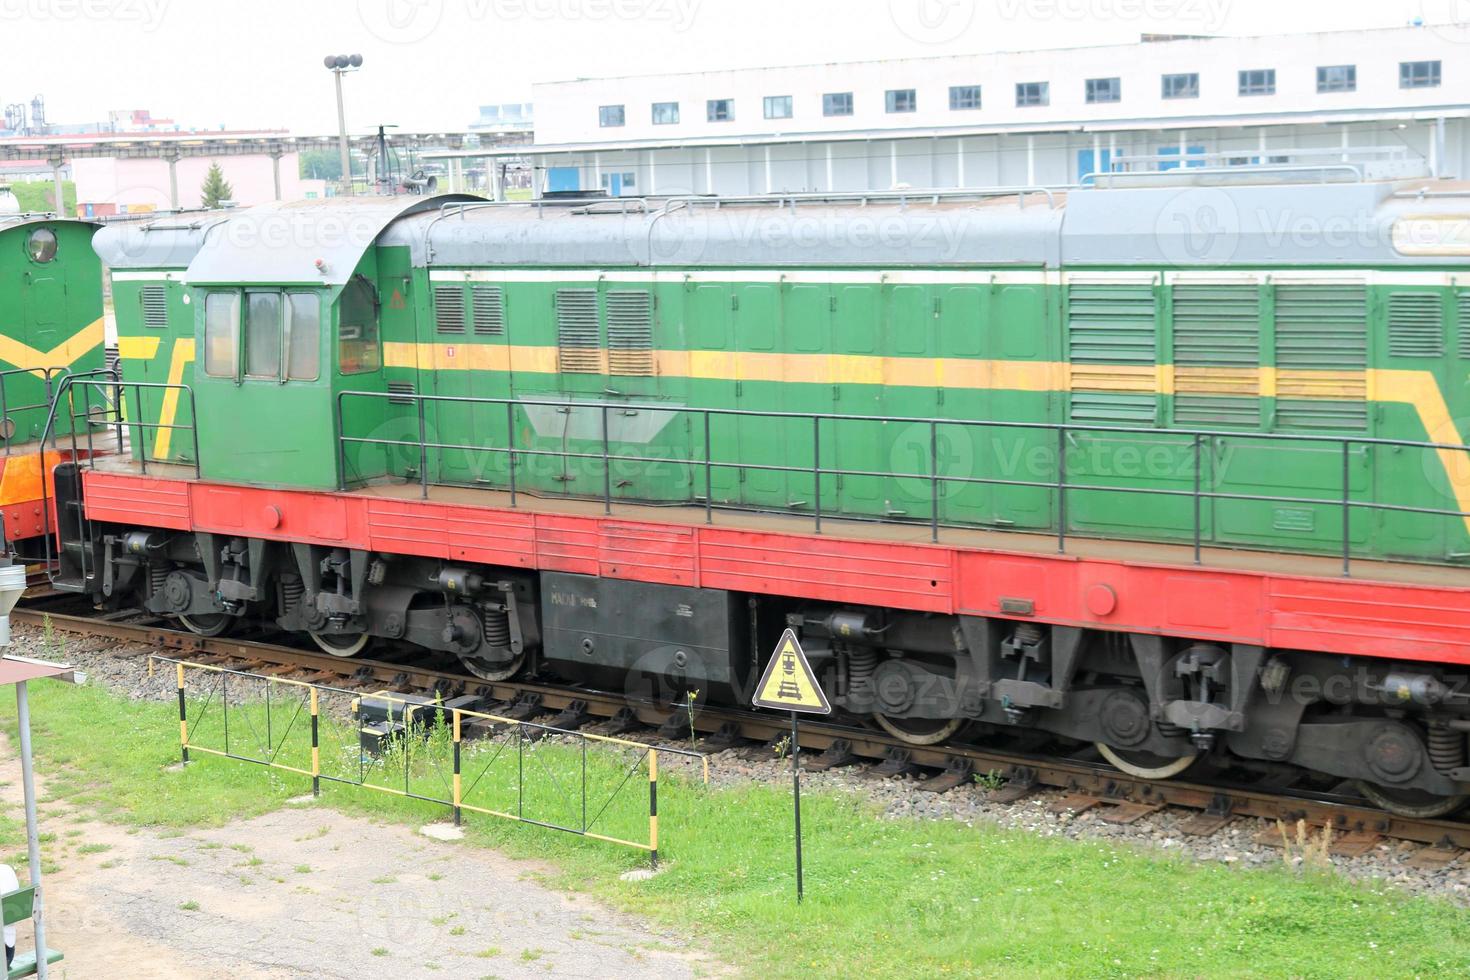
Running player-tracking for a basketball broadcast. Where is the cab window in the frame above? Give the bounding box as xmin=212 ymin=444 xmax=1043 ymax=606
xmin=338 ymin=276 xmax=381 ymax=375
xmin=286 ymin=293 xmax=321 ymax=380
xmin=204 ymin=291 xmax=240 ymax=378
xmin=245 ymin=292 xmax=282 ymax=378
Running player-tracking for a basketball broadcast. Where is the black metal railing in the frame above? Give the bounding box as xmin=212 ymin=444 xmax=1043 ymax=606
xmin=0 ymin=366 xmax=73 ymax=455
xmin=36 ymin=373 xmax=198 ymax=582
xmin=336 ymin=390 xmax=1470 ymax=578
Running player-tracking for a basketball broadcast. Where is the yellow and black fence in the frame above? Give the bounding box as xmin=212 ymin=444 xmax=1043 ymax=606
xmin=153 ymin=658 xmax=709 ymax=867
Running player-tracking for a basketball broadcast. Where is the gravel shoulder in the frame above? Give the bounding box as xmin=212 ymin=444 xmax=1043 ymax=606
xmin=16 ymin=619 xmax=1470 ymax=912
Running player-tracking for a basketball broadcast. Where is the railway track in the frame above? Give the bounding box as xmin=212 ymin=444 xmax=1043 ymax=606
xmin=14 ymin=598 xmax=1470 ymax=863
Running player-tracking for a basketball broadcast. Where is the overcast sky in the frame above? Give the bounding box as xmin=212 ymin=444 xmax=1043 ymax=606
xmin=0 ymin=0 xmax=1449 ymax=135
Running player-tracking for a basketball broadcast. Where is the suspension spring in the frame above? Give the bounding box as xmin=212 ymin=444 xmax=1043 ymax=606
xmin=847 ymin=646 xmax=878 ymax=697
xmin=1427 ymin=725 xmax=1466 ymax=772
xmin=480 ymin=606 xmax=512 ymax=648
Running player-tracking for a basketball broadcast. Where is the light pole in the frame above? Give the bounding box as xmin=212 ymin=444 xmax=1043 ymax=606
xmin=323 ymin=54 xmax=363 ymax=195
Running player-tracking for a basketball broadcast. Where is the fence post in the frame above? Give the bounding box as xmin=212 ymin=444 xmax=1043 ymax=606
xmin=310 ymin=687 xmax=320 ymax=798
xmin=452 ymin=709 xmax=462 ymax=827
xmin=649 ymin=749 xmax=659 ymax=871
xmin=176 ymin=663 xmax=188 ymax=765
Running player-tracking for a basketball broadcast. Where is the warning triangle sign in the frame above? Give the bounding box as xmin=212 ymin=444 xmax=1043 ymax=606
xmin=752 ymin=629 xmax=831 ymax=714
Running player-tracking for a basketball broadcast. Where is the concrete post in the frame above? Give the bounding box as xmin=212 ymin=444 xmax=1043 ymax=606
xmin=166 ymin=153 xmax=179 ymax=210
xmin=48 ymin=160 xmax=64 ymax=216
xmin=270 ymin=150 xmax=283 ymax=201
xmin=16 ymin=682 xmax=47 ymax=979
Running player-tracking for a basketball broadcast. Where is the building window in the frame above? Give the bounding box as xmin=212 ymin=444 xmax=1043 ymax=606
xmin=651 ymin=101 xmax=679 ymax=125
xmin=1401 ymin=60 xmax=1442 ymax=89
xmin=1238 ymin=69 xmax=1276 ymax=96
xmin=1086 ymin=77 xmax=1121 ymax=104
xmin=1317 ymin=65 xmax=1356 ymax=93
xmin=764 ymin=95 xmax=792 ymax=119
xmin=885 ymin=88 xmax=917 ymax=113
xmin=949 ymin=85 xmax=981 ymax=110
xmin=823 ymin=92 xmax=853 ymax=116
xmin=1016 ymin=81 xmax=1049 ymax=107
xmin=707 ymin=98 xmax=734 ymax=122
xmin=598 ymin=105 xmax=625 ymax=128
xmin=1162 ymin=72 xmax=1199 ymax=99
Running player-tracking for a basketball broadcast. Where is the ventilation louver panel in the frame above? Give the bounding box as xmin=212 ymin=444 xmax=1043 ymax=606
xmin=1172 ymin=283 xmax=1261 ymax=426
xmin=387 ymin=381 xmax=416 ymax=405
xmin=1387 ymin=293 xmax=1444 ymax=358
xmin=433 ymin=285 xmax=466 ymax=334
xmin=1458 ymin=293 xmax=1470 ymax=358
xmin=556 ymin=288 xmax=601 ymax=374
xmin=140 ymin=285 xmax=168 ymax=329
xmin=471 ymin=286 xmax=505 ymax=336
xmin=1066 ymin=281 xmax=1157 ymax=424
xmin=1274 ymin=283 xmax=1367 ymax=431
xmin=606 ymin=291 xmax=654 ymax=376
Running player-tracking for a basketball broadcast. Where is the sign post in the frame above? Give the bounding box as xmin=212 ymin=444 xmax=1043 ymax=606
xmin=752 ymin=628 xmax=831 ymax=902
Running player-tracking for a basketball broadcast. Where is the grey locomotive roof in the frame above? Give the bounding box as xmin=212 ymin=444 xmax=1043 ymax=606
xmin=374 ymin=181 xmax=1470 ymax=270
xmin=185 ymin=194 xmax=478 ymax=286
xmin=92 ymin=212 xmax=230 ymax=270
xmin=380 ymin=195 xmax=1064 ymax=268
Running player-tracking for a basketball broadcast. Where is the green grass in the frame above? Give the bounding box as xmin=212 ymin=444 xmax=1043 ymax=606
xmin=7 ymin=678 xmax=1470 ymax=977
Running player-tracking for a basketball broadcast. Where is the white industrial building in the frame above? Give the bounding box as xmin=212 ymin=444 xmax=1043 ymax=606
xmin=455 ymin=24 xmax=1470 ymax=197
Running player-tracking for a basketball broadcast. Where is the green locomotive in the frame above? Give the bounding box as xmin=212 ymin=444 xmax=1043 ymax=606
xmin=101 ymin=182 xmax=1470 ymax=567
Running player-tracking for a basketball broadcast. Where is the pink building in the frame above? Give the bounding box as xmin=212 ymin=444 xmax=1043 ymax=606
xmin=74 ymin=149 xmax=305 ymax=214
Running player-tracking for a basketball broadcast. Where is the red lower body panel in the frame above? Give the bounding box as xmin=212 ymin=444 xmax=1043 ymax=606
xmin=80 ymin=470 xmax=1470 ymax=666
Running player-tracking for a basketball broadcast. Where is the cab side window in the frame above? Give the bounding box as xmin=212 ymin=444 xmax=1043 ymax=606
xmin=286 ymin=293 xmax=321 ymax=380
xmin=338 ymin=276 xmax=381 ymax=375
xmin=204 ymin=291 xmax=240 ymax=378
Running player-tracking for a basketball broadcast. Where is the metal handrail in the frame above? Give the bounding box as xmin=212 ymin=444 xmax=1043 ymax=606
xmin=335 ymin=390 xmax=1470 ymax=578
xmin=0 ymin=366 xmax=70 ymax=456
xmin=35 ymin=373 xmax=199 ymax=582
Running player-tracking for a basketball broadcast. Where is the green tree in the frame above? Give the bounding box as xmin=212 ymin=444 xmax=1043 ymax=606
xmin=200 ymin=163 xmax=233 ymax=209
xmin=298 ymin=149 xmax=343 ymax=181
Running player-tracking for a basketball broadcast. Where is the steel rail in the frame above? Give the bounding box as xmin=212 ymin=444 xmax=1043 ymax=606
xmin=16 ymin=603 xmax=1470 ymax=852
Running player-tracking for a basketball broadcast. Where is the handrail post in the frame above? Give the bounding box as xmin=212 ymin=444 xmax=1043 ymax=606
xmin=133 ymin=385 xmax=147 ymax=475
xmin=930 ymin=420 xmax=940 ymax=543
xmin=601 ymin=403 xmax=612 ymax=515
xmin=1341 ymin=439 xmax=1351 ymax=577
xmin=1056 ymin=425 xmax=1067 ymax=554
xmin=1193 ymin=434 xmax=1203 ymax=565
xmin=0 ymin=368 xmax=10 ymax=457
xmin=417 ymin=395 xmax=429 ymax=499
xmin=335 ymin=392 xmax=348 ymax=491
xmin=703 ymin=410 xmax=713 ymax=525
xmin=812 ymin=416 xmax=822 ymax=534
xmin=505 ymin=400 xmax=517 ymax=506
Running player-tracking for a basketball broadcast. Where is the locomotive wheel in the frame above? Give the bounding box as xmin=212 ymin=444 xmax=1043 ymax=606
xmin=309 ymin=631 xmax=371 ymax=658
xmin=176 ymin=613 xmax=233 ymax=638
xmin=874 ymin=713 xmax=963 ymax=746
xmin=1356 ymin=781 xmax=1470 ymax=819
xmin=1096 ymin=743 xmax=1199 ymax=780
xmin=457 ymin=649 xmax=526 ymax=682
